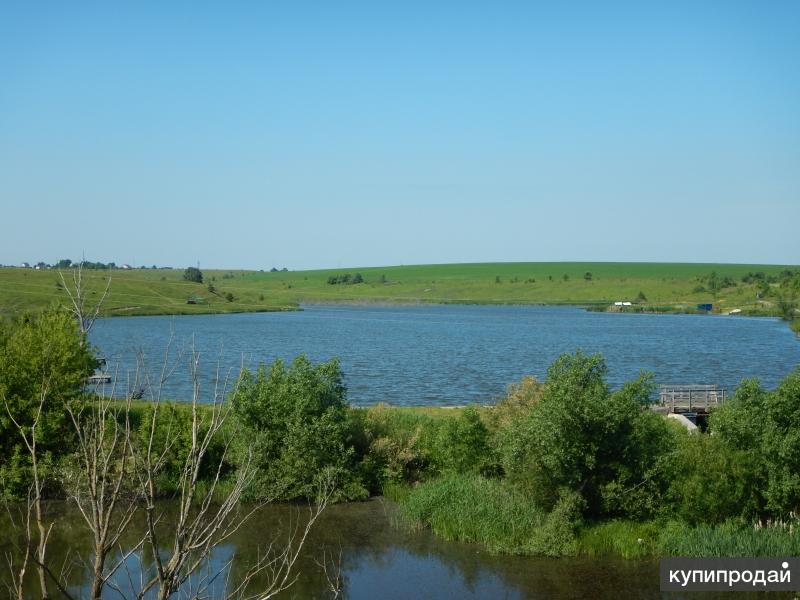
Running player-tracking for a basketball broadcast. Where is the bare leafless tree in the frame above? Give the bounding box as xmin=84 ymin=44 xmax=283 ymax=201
xmin=129 ymin=346 xmax=335 ymax=600
xmin=58 ymin=259 xmax=111 ymax=338
xmin=61 ymin=378 xmax=142 ymax=600
xmin=2 ymin=379 xmax=80 ymax=600
xmin=5 ymin=338 xmax=332 ymax=600
xmin=3 ymin=383 xmax=52 ymax=600
xmin=132 ymin=347 xmax=257 ymax=600
xmin=314 ymin=545 xmax=343 ymax=600
xmin=224 ymin=483 xmax=335 ymax=600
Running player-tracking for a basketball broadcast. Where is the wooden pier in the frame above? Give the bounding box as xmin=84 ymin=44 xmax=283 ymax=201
xmin=86 ymin=358 xmax=111 ymax=384
xmin=657 ymin=384 xmax=726 ymax=414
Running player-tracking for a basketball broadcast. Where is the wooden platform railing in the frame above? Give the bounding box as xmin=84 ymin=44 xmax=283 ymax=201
xmin=658 ymin=385 xmax=726 ymax=412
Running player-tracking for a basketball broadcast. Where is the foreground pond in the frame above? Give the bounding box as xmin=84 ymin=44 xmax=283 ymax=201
xmin=89 ymin=305 xmax=800 ymax=404
xmin=1 ymin=498 xmax=762 ymax=599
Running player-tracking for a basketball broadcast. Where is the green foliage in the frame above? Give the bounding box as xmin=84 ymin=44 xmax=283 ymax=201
xmin=400 ymin=474 xmax=582 ymax=556
xmin=657 ymin=519 xmax=800 ymax=557
xmin=130 ymin=402 xmax=233 ymax=497
xmin=359 ymin=404 xmax=437 ymax=486
xmin=710 ymin=378 xmax=768 ymax=451
xmin=183 ymin=266 xmax=203 ymax=283
xmin=776 ymin=290 xmax=797 ymax=321
xmin=762 ymin=370 xmax=800 ymax=513
xmin=0 ymin=310 xmax=96 ymax=498
xmin=523 ymin=490 xmax=583 ymax=556
xmin=429 ymin=406 xmax=492 ymax=475
xmin=635 ymin=290 xmax=647 ymax=303
xmin=232 ymin=355 xmax=366 ymax=501
xmin=584 ymin=272 xmax=592 ymax=281
xmin=666 ymin=432 xmax=764 ymax=524
xmin=326 ymin=273 xmax=364 ymax=285
xmin=489 ymin=376 xmax=543 ymax=432
xmin=400 ymin=473 xmax=546 ymax=553
xmin=578 ymin=520 xmax=660 ymax=559
xmin=499 ymin=352 xmax=672 ymax=518
xmin=703 ymin=370 xmax=800 ymax=517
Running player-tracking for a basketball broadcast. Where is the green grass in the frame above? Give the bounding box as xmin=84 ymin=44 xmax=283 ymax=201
xmin=0 ymin=267 xmax=295 ymax=317
xmin=578 ymin=520 xmax=662 ymax=559
xmin=399 ymin=473 xmax=547 ymax=553
xmin=657 ymin=520 xmax=800 ymax=557
xmin=1 ymin=262 xmax=796 ymax=318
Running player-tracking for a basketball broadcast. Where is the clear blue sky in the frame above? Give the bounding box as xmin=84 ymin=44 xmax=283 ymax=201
xmin=1 ymin=1 xmax=798 ymax=269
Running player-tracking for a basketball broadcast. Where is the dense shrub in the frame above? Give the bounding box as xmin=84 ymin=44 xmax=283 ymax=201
xmin=232 ymin=355 xmax=367 ymax=501
xmin=666 ymin=432 xmax=764 ymax=524
xmin=705 ymin=371 xmax=800 ymax=517
xmin=0 ymin=311 xmax=96 ymax=498
xmin=360 ymin=404 xmax=437 ymax=486
xmin=183 ymin=267 xmax=203 ymax=283
xmin=429 ymin=406 xmax=492 ymax=475
xmin=327 ymin=273 xmax=364 ymax=285
xmin=499 ymin=352 xmax=673 ymax=518
xmin=488 ymin=376 xmax=543 ymax=432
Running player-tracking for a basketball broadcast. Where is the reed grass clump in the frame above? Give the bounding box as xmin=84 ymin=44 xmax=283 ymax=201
xmin=657 ymin=519 xmax=800 ymax=557
xmin=577 ymin=520 xmax=660 ymax=559
xmin=401 ymin=473 xmax=546 ymax=553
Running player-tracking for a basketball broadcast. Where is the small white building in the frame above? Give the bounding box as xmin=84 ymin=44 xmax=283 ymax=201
xmin=20 ymin=262 xmax=30 ymax=268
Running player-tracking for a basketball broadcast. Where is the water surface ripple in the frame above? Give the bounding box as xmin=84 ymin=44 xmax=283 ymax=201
xmin=89 ymin=305 xmax=800 ymax=405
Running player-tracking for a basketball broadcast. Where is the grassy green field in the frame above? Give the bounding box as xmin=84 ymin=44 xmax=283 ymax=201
xmin=0 ymin=262 xmax=796 ymax=318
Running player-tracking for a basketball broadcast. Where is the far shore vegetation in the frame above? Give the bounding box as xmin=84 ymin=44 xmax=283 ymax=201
xmin=1 ymin=308 xmax=800 ymax=594
xmin=1 ymin=263 xmax=799 ymax=330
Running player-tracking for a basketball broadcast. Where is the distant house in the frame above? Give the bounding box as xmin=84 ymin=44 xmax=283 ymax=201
xmin=20 ymin=262 xmax=30 ymax=268
xmin=121 ymin=264 xmax=132 ymax=270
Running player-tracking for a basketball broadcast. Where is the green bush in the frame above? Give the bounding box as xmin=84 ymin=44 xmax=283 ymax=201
xmin=360 ymin=404 xmax=437 ymax=486
xmin=666 ymin=431 xmax=764 ymax=524
xmin=429 ymin=406 xmax=492 ymax=475
xmin=232 ymin=355 xmax=367 ymax=501
xmin=707 ymin=370 xmax=800 ymax=517
xmin=0 ymin=311 xmax=96 ymax=498
xmin=499 ymin=352 xmax=672 ymax=518
xmin=183 ymin=267 xmax=203 ymax=283
xmin=762 ymin=370 xmax=800 ymax=513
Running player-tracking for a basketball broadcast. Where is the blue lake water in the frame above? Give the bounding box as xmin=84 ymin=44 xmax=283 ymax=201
xmin=89 ymin=304 xmax=800 ymax=405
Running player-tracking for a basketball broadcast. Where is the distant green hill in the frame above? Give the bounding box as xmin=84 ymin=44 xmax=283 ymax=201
xmin=0 ymin=262 xmax=796 ymax=318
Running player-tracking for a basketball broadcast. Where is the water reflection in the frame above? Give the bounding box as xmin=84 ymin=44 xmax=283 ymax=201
xmin=5 ymin=499 xmax=783 ymax=599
